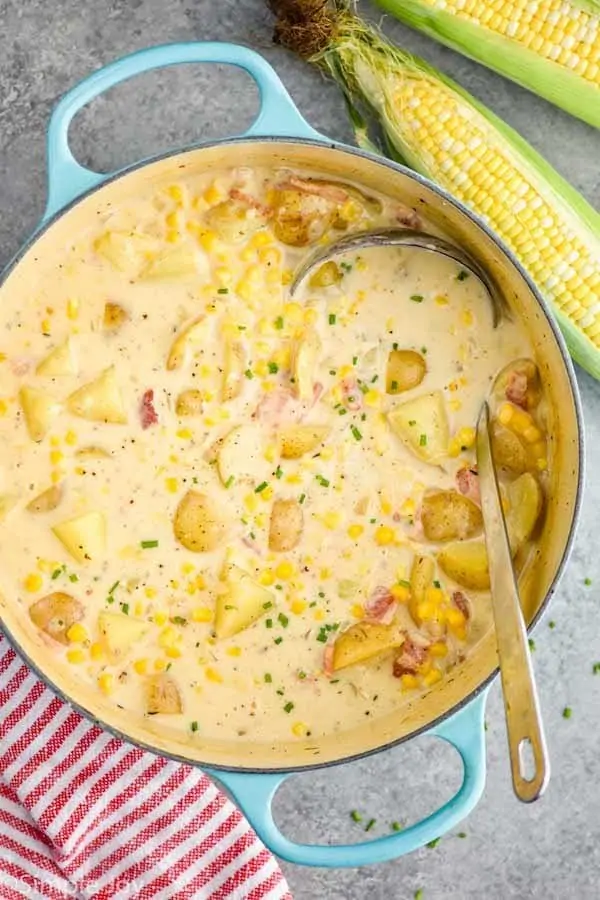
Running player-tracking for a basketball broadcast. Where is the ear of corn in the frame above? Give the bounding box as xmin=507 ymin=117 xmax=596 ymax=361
xmin=373 ymin=0 xmax=600 ymax=129
xmin=309 ymin=11 xmax=600 ymax=378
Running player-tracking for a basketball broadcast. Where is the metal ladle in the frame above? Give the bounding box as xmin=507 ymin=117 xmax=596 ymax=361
xmin=289 ymin=227 xmax=508 ymax=326
xmin=477 ymin=401 xmax=549 ymax=802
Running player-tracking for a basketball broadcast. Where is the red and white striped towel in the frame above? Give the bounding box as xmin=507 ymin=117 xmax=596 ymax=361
xmin=0 ymin=634 xmax=292 ymax=900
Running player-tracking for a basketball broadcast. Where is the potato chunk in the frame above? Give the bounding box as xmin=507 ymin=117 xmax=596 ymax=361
xmin=27 ymin=484 xmax=63 ymax=514
xmin=506 ymin=473 xmax=543 ymax=554
xmin=166 ymin=316 xmax=206 ymax=371
xmin=214 ymin=564 xmax=274 ymax=639
xmin=332 ymin=623 xmax=405 ymax=671
xmin=204 ymin=198 xmax=266 ymax=243
xmin=491 ymin=422 xmax=529 ymax=474
xmin=269 ymin=498 xmax=304 ymax=552
xmin=409 ymin=554 xmax=435 ymax=625
xmin=94 ymin=231 xmax=158 ymax=275
xmin=291 ymin=329 xmax=321 ymax=401
xmin=67 ymin=366 xmax=127 ymax=424
xmin=386 ymin=350 xmax=427 ymax=394
xmin=272 ymin=188 xmax=334 ymax=246
xmin=98 ymin=611 xmax=149 ymax=663
xmin=145 ymin=674 xmax=182 ymax=715
xmin=173 ymin=490 xmax=227 ymax=552
xmin=36 ymin=338 xmax=77 ymax=376
xmin=103 ymin=302 xmax=130 ymax=333
xmin=421 ymin=491 xmax=483 ymax=542
xmin=437 ymin=541 xmax=490 ymax=591
xmin=217 ymin=424 xmax=270 ymax=486
xmin=29 ymin=592 xmax=84 ymax=644
xmin=52 ymin=511 xmax=106 ymax=563
xmin=175 ymin=389 xmax=203 ymax=416
xmin=19 ymin=386 xmax=62 ymax=442
xmin=388 ymin=391 xmax=449 ymax=464
xmin=280 ymin=425 xmax=329 ymax=459
xmin=140 ymin=245 xmax=203 ymax=280
xmin=222 ymin=340 xmax=245 ymax=402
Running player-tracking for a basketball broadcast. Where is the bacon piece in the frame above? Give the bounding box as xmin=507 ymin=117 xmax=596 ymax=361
xmin=505 ymin=370 xmax=529 ymax=409
xmin=364 ymin=586 xmax=398 ymax=625
xmin=228 ymin=187 xmax=272 ymax=218
xmin=393 ymin=638 xmax=429 ymax=678
xmin=10 ymin=357 xmax=32 ymax=376
xmin=323 ymin=644 xmax=335 ymax=678
xmin=396 ymin=205 xmax=421 ymax=229
xmin=282 ymin=176 xmax=348 ymax=204
xmin=140 ymin=389 xmax=158 ymax=429
xmin=456 ymin=466 xmax=481 ymax=506
xmin=253 ymin=388 xmax=296 ymax=425
xmin=452 ymin=591 xmax=470 ymax=620
xmin=341 ymin=377 xmax=362 ymax=411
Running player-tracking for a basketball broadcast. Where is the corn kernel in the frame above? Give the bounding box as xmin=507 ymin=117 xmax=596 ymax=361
xmin=351 ymin=603 xmax=365 ymax=619
xmin=250 ymin=231 xmax=272 ymax=249
xmin=66 ymin=298 xmax=79 ymax=320
xmin=50 ymin=435 xmax=60 ymax=447
xmin=304 ymin=308 xmax=319 ymax=326
xmin=154 ymin=658 xmax=167 ymax=671
xmin=423 ymin=668 xmax=443 ymax=687
xmin=66 ymin=623 xmax=88 ymax=643
xmin=523 ymin=425 xmax=542 ymax=444
xmin=275 ymin=560 xmax=295 ymax=580
xmin=145 ymin=586 xmax=157 ymax=599
xmin=203 ymin=184 xmax=222 ymax=205
xmin=226 ymin=646 xmax=242 ymax=657
xmin=165 ymin=646 xmax=182 ymax=659
xmin=417 ymin=601 xmax=438 ymax=621
xmin=400 ymin=673 xmax=419 ymax=690
xmin=445 ymin=607 xmax=466 ymax=627
xmin=536 ymin=458 xmax=548 ymax=471
xmin=461 ymin=309 xmax=474 ymax=326
xmin=364 ymin=389 xmax=381 ymax=407
xmin=321 ymin=511 xmax=341 ymax=530
xmin=292 ymin=722 xmax=308 ymax=737
xmin=24 ymin=573 xmax=43 ymax=593
xmin=41 ymin=318 xmax=51 ymax=334
xmin=425 ymin=586 xmax=445 ymax=606
xmin=374 ymin=525 xmax=395 ymax=546
xmin=259 ymin=569 xmax=275 ymax=587
xmin=430 ymin=642 xmax=448 ymax=658
xmin=313 ymin=608 xmax=326 ymax=621
xmin=205 ymin=666 xmax=223 ymax=684
xmin=290 ymin=598 xmax=307 ymax=614
xmin=51 ymin=469 xmax=64 ymax=485
xmin=89 ymin=642 xmax=104 ymax=661
xmin=195 ymin=574 xmax=206 ymax=590
xmin=347 ymin=524 xmax=364 ymax=539
xmin=153 ymin=611 xmax=168 ymax=626
xmin=192 ymin=607 xmax=213 ymax=623
xmin=49 ymin=450 xmax=64 ymax=465
xmin=319 ymin=567 xmax=331 ymax=580
xmin=0 ymin=399 xmax=8 ymax=417
xmin=133 ymin=658 xmax=148 ymax=675
xmin=176 ymin=428 xmax=193 ymax=439
xmin=181 ymin=562 xmax=195 ymax=575
xmin=66 ymin=648 xmax=86 ymax=664
xmin=97 ymin=673 xmax=113 ymax=693
xmin=435 ymin=294 xmax=449 ymax=306
xmin=134 ymin=602 xmax=144 ymax=618
xmin=498 ymin=402 xmax=514 ymax=426
xmin=399 ymin=498 xmax=416 ymax=517
xmin=456 ymin=427 xmax=476 ymax=449
xmin=391 ymin=583 xmax=410 ymax=603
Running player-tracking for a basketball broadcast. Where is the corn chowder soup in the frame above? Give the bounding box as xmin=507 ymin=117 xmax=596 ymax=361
xmin=0 ymin=168 xmax=549 ymax=743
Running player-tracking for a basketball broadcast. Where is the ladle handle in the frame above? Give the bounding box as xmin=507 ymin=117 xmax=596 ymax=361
xmin=477 ymin=402 xmax=549 ymax=802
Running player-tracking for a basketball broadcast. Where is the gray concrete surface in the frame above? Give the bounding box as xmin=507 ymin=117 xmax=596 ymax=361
xmin=1 ymin=0 xmax=600 ymax=897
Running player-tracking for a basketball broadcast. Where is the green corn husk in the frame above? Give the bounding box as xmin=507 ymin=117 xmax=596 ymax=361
xmin=373 ymin=0 xmax=600 ymax=130
xmin=269 ymin=0 xmax=600 ymax=379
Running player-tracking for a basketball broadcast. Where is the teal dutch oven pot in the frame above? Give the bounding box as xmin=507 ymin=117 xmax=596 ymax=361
xmin=0 ymin=42 xmax=583 ymax=868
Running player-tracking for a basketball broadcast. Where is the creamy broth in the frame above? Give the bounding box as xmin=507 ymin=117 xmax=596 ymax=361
xmin=0 ymin=166 xmax=547 ymax=743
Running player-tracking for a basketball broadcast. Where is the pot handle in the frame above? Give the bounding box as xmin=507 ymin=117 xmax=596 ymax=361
xmin=206 ymin=690 xmax=487 ymax=868
xmin=44 ymin=41 xmax=325 ymax=220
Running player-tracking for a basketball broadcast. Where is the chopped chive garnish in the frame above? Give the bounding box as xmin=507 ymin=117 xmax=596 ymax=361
xmin=68 ymin=573 xmax=79 ymax=583
xmin=390 ymin=380 xmax=398 ymax=392
xmin=593 ymin=663 xmax=600 ymax=674
xmin=433 ymin=580 xmax=441 ymax=588
xmin=410 ymin=294 xmax=424 ymax=303
xmin=106 ymin=596 xmax=115 ymax=605
xmin=316 ymin=475 xmax=330 ymax=487
xmin=563 ymin=706 xmax=572 ymax=719
xmin=278 ymin=613 xmax=289 ymax=627
xmin=255 ymin=481 xmax=268 ymax=493
xmin=141 ymin=540 xmax=158 ymax=549
xmin=358 ymin=382 xmax=369 ymax=394
xmin=283 ymin=701 xmax=294 ymax=713
xmin=297 ymin=670 xmax=307 ymax=680
xmin=263 ymin=601 xmax=273 ymax=610
xmin=274 ymin=636 xmax=283 ymax=645
xmin=299 ymin=493 xmax=306 ymax=504
xmin=350 ymin=810 xmax=362 ymax=823
xmin=338 ymin=408 xmax=348 ymax=416
xmin=415 ymin=890 xmax=424 ymax=900
xmin=457 ymin=269 xmax=469 ymax=281
xmin=275 ymin=465 xmax=283 ymax=479
xmin=190 ymin=720 xmax=199 ymax=732
xmin=457 ymin=831 xmax=467 ymax=838
xmin=51 ymin=568 xmax=62 ymax=580
xmin=276 ymin=688 xmax=285 ymax=696
xmin=528 ymin=638 xmax=536 ymax=651
xmin=340 ymin=261 xmax=352 ymax=273
xmin=352 ymin=356 xmax=358 ymax=365
xmin=419 ymin=434 xmax=427 ymax=446
xmin=217 ymin=287 xmax=229 ymax=294
xmin=318 ymin=591 xmax=325 ymax=598
xmin=268 ymin=361 xmax=279 ymax=374
xmin=266 ymin=618 xmax=273 ymax=629
xmin=365 ymin=818 xmax=376 ymax=832
xmin=392 ymin=342 xmax=398 ymax=350
xmin=549 ymin=620 xmax=556 ymax=629
xmin=351 ymin=425 xmax=362 ymax=441
xmin=120 ymin=602 xmax=130 ymax=615
xmin=224 ymin=475 xmax=235 ymax=489
xmin=408 ymin=419 xmax=417 ymax=426
xmin=328 ymin=313 xmax=336 ymax=325
xmin=171 ymin=616 xmax=187 ymax=626
xmin=264 ymin=673 xmax=272 ymax=683
xmin=391 ymin=821 xmax=403 ymax=832
xmin=371 ymin=374 xmax=379 ymax=383
xmin=426 ymin=837 xmax=440 ymax=849
xmin=316 ymin=628 xmax=328 ymax=643
xmin=274 ymin=316 xmax=284 ymax=329
xmin=244 ymin=368 xmax=254 ymax=379
xmin=584 ymin=577 xmax=592 ymax=586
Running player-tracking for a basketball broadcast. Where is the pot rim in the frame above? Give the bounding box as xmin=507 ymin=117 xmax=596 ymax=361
xmin=0 ymin=134 xmax=586 ymax=774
